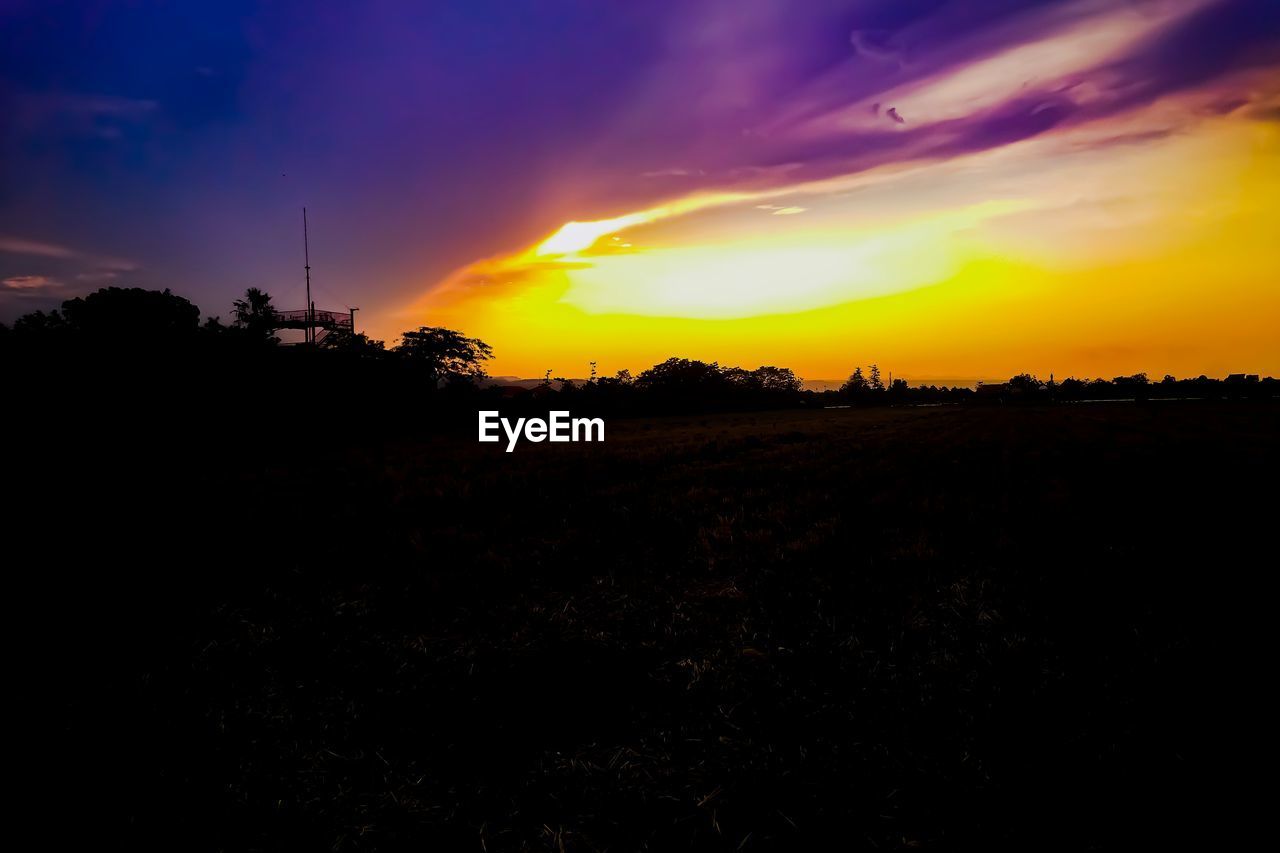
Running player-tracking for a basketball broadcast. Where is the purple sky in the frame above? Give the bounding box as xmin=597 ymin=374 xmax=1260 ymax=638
xmin=2 ymin=0 xmax=1277 ymax=336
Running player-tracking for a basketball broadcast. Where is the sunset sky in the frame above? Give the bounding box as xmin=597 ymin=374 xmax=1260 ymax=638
xmin=3 ymin=0 xmax=1278 ymax=380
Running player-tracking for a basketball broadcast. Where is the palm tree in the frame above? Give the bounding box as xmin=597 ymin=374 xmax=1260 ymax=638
xmin=231 ymin=288 xmax=278 ymax=344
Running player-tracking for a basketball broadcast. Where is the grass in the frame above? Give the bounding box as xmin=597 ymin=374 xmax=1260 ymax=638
xmin=16 ymin=400 xmax=1278 ymax=850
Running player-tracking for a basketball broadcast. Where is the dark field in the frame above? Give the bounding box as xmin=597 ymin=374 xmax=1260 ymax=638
xmin=15 ymin=400 xmax=1278 ymax=850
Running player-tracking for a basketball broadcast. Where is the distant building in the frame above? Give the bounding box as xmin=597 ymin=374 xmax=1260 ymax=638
xmin=1225 ymin=374 xmax=1260 ymax=383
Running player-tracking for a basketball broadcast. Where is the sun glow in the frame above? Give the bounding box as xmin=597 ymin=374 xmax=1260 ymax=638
xmin=535 ymin=214 xmax=653 ymax=256
xmin=558 ymin=201 xmax=1034 ymax=318
xmin=408 ymin=80 xmax=1280 ymax=380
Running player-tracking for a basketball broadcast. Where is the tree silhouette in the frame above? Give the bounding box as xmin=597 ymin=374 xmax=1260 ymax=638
xmin=201 ymin=316 xmax=227 ymax=336
xmin=231 ymin=287 xmax=279 ymax=344
xmin=636 ymin=358 xmax=725 ymax=392
xmin=724 ymin=365 xmax=803 ymax=393
xmin=11 ymin=308 xmax=69 ymax=339
xmin=394 ymin=326 xmax=492 ymax=386
xmin=318 ymin=328 xmax=385 ymax=353
xmin=841 ymin=367 xmax=868 ymax=395
xmin=57 ymin=286 xmax=200 ymax=345
xmin=3 ymin=285 xmax=1275 ymax=413
xmin=1008 ymin=373 xmax=1043 ymax=393
xmin=721 ymin=366 xmax=753 ymax=388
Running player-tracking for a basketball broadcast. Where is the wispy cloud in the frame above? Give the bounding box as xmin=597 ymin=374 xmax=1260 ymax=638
xmin=422 ymin=0 xmax=1280 ymax=340
xmin=0 ymin=235 xmax=137 ymax=298
xmin=0 ymin=233 xmax=135 ymax=269
xmin=74 ymin=270 xmax=122 ymax=283
xmin=2 ymin=274 xmax=59 ymax=291
xmin=584 ymin=0 xmax=1279 ymax=206
xmin=13 ymin=91 xmax=159 ymax=141
xmin=56 ymin=93 xmax=158 ymax=119
xmin=0 ymin=236 xmax=79 ymax=259
xmin=641 ymin=168 xmax=706 ymax=178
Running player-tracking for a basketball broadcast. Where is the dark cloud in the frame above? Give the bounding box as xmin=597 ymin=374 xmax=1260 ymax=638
xmin=642 ymin=0 xmax=1280 ymax=200
xmin=849 ymin=29 xmax=903 ymax=65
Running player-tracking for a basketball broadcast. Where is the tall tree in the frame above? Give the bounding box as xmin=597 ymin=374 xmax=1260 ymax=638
xmin=635 ymin=357 xmax=725 ymax=392
xmin=231 ymin=288 xmax=279 ymax=344
xmin=61 ymin=287 xmax=200 ymax=346
xmin=841 ymin=367 xmax=868 ymax=395
xmin=394 ymin=326 xmax=492 ymax=386
xmin=752 ymin=365 xmax=802 ymax=393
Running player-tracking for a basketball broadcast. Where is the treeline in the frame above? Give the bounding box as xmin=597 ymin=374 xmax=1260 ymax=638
xmin=492 ymin=362 xmax=1278 ymax=414
xmin=3 ymin=286 xmax=1274 ymax=429
xmin=819 ymin=367 xmax=1278 ymax=406
xmin=0 ymin=285 xmax=489 ymax=381
xmin=1 ymin=286 xmax=493 ymax=441
xmin=961 ymin=371 xmax=1277 ymax=403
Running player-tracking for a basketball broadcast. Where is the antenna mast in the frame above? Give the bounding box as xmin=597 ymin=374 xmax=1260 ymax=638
xmin=303 ymin=207 xmax=313 ymax=344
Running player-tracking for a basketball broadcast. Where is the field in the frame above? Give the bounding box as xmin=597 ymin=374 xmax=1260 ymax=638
xmin=16 ymin=400 xmax=1278 ymax=850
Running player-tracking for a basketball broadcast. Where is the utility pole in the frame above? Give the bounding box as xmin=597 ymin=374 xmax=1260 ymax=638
xmin=349 ymin=307 xmax=359 ymax=335
xmin=303 ymin=207 xmax=313 ymax=344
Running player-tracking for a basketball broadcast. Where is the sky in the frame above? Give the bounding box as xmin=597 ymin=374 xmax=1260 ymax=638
xmin=2 ymin=0 xmax=1278 ymax=380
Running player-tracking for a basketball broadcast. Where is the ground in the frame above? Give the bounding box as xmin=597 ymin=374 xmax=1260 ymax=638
xmin=16 ymin=400 xmax=1277 ymax=850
